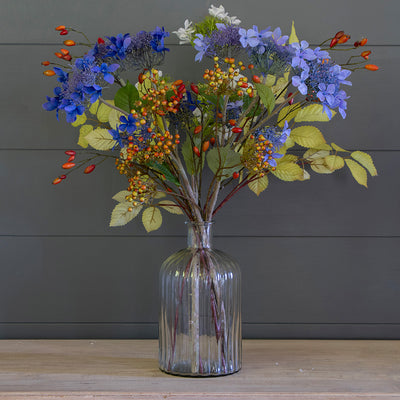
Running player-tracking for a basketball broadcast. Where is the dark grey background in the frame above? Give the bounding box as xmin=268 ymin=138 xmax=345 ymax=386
xmin=0 ymin=0 xmax=399 ymax=339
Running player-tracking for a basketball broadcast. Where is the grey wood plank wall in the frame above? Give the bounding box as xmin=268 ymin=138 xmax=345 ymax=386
xmin=0 ymin=0 xmax=399 ymax=339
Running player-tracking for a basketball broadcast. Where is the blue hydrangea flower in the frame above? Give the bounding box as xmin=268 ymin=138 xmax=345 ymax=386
xmin=42 ymin=87 xmax=64 ymax=119
xmin=119 ymin=114 xmax=137 ymax=134
xmin=150 ymin=26 xmax=170 ymax=53
xmin=109 ymin=128 xmax=124 ymax=149
xmin=83 ymin=84 xmax=103 ymax=103
xmin=290 ymin=41 xmax=317 ymax=69
xmin=239 ymin=28 xmax=259 ymax=48
xmin=292 ymin=69 xmax=309 ymax=95
xmin=193 ymin=34 xmax=210 ymax=62
xmin=92 ymin=63 xmax=120 ymax=84
xmin=53 ymin=67 xmax=69 ymax=84
xmin=59 ymin=99 xmax=85 ymax=123
xmin=106 ymin=33 xmax=132 ymax=60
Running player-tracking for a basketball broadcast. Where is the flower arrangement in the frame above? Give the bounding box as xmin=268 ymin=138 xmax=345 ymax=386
xmin=42 ymin=4 xmax=378 ymax=232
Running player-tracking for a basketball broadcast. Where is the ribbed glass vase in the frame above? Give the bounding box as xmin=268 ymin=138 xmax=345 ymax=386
xmin=159 ymin=221 xmax=241 ymax=376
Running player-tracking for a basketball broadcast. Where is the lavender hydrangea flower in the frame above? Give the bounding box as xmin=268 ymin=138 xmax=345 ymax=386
xmin=193 ymin=34 xmax=209 ymax=62
xmin=290 ymin=41 xmax=317 ymax=69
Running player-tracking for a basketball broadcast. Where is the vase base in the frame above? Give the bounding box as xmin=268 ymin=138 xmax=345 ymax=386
xmin=159 ymin=364 xmax=241 ymax=378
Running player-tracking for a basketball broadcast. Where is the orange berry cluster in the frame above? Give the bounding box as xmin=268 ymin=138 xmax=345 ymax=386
xmin=126 ymin=171 xmax=157 ymax=206
xmin=202 ymin=57 xmax=255 ymax=98
xmin=242 ymin=135 xmax=275 ymax=176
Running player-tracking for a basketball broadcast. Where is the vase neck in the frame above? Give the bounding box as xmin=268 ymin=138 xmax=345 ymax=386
xmin=187 ymin=222 xmax=213 ymax=249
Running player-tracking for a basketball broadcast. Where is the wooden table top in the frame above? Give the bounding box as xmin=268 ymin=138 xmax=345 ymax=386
xmin=0 ymin=339 xmax=399 ymax=399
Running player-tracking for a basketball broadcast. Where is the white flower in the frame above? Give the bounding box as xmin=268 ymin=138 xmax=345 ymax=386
xmin=172 ymin=19 xmax=195 ymax=45
xmin=226 ymin=15 xmax=241 ymax=25
xmin=208 ymin=5 xmax=229 ymax=20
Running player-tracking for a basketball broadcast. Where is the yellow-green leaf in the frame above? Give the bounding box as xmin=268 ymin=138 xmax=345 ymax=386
xmin=271 ymin=75 xmax=289 ymax=104
xmin=109 ymin=109 xmax=125 ymax=130
xmin=303 ymin=149 xmax=330 ymax=161
xmin=278 ymin=103 xmax=301 ymax=127
xmin=295 ymin=104 xmax=336 ymax=122
xmin=254 ymin=83 xmax=275 ymax=114
xmin=310 ymin=160 xmax=334 ymax=174
xmin=289 ymin=21 xmax=299 ymax=44
xmin=345 ymin=159 xmax=368 ymax=188
xmin=86 ymin=128 xmax=116 ymax=150
xmin=313 ymin=143 xmax=332 ymax=151
xmin=97 ymin=100 xmax=114 ymax=123
xmin=153 ymin=191 xmax=166 ymax=199
xmin=351 ymin=151 xmax=378 ymax=176
xmin=280 ymin=136 xmax=295 ymax=152
xmin=71 ymin=113 xmax=87 ymax=127
xmin=302 ymin=169 xmax=311 ymax=180
xmin=77 ymin=125 xmax=93 ymax=148
xmin=142 ymin=207 xmax=162 ymax=232
xmin=325 ymin=154 xmax=345 ymax=171
xmin=278 ymin=154 xmax=298 ymax=163
xmin=248 ymin=175 xmax=269 ymax=196
xmin=112 ymin=190 xmax=131 ymax=203
xmin=158 ymin=200 xmax=184 ymax=215
xmin=331 ymin=142 xmax=349 ymax=152
xmin=89 ymin=100 xmax=99 ymax=114
xmin=265 ymin=74 xmax=276 ymax=87
xmin=290 ymin=126 xmax=326 ymax=148
xmin=109 ymin=203 xmax=142 ymax=227
xmin=272 ymin=162 xmax=304 ymax=181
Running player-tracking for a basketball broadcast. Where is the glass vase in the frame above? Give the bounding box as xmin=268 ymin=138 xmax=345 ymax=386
xmin=159 ymin=221 xmax=241 ymax=376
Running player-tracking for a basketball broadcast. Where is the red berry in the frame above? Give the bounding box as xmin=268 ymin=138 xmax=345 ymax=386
xmin=60 ymin=175 xmax=67 ymax=179
xmin=252 ymin=75 xmax=261 ymax=83
xmin=330 ymin=38 xmax=338 ymax=48
xmin=98 ymin=37 xmax=105 ymax=44
xmin=193 ymin=146 xmax=201 ymax=157
xmin=190 ymin=83 xmax=199 ymax=94
xmin=334 ymin=30 xmax=345 ymax=39
xmin=210 ymin=137 xmax=216 ymax=146
xmin=84 ymin=164 xmax=96 ymax=174
xmin=202 ymin=141 xmax=210 ymax=152
xmin=65 ymin=150 xmax=76 ymax=156
xmin=194 ymin=125 xmax=202 ymax=134
xmin=232 ymin=127 xmax=242 ymax=134
xmin=67 ymin=155 xmax=75 ymax=162
xmin=228 ymin=119 xmax=236 ymax=126
xmin=361 ymin=50 xmax=371 ymax=60
xmin=62 ymin=162 xmax=75 ymax=169
xmin=62 ymin=55 xmax=72 ymax=61
xmin=59 ymin=29 xmax=69 ymax=36
xmin=41 ymin=61 xmax=50 ymax=66
xmin=232 ymin=172 xmax=239 ymax=179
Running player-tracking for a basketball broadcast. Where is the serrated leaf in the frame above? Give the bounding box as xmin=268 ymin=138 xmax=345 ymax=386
xmin=158 ymin=200 xmax=184 ymax=215
xmin=148 ymin=161 xmax=180 ymax=186
xmin=310 ymin=160 xmax=334 ymax=174
xmin=351 ymin=151 xmax=378 ymax=176
xmin=71 ymin=113 xmax=87 ymax=127
xmin=295 ymin=104 xmax=336 ymax=122
xmin=206 ymin=146 xmax=241 ymax=178
xmin=89 ymin=100 xmax=99 ymax=114
xmin=109 ymin=202 xmax=142 ymax=227
xmin=154 ymin=191 xmax=166 ymax=199
xmin=345 ymin=159 xmax=368 ymax=187
xmin=109 ymin=109 xmax=124 ymax=130
xmin=272 ymin=162 xmax=304 ymax=181
xmin=86 ymin=128 xmax=116 ymax=150
xmin=114 ymin=81 xmax=140 ymax=113
xmin=289 ymin=21 xmax=299 ymax=44
xmin=331 ymin=142 xmax=349 ymax=152
xmin=290 ymin=126 xmax=326 ymax=148
xmin=142 ymin=207 xmax=162 ymax=232
xmin=248 ymin=175 xmax=269 ymax=196
xmin=112 ymin=190 xmax=132 ymax=202
xmin=325 ymin=154 xmax=345 ymax=171
xmin=313 ymin=143 xmax=332 ymax=150
xmin=278 ymin=154 xmax=298 ymax=163
xmin=278 ymin=104 xmax=301 ymax=127
xmin=77 ymin=125 xmax=93 ymax=148
xmin=304 ymin=149 xmax=330 ymax=161
xmin=97 ymin=100 xmax=114 ymax=123
xmin=254 ymin=83 xmax=275 ymax=114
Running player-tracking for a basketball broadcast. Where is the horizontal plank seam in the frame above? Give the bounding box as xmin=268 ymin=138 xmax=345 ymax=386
xmin=0 ymin=235 xmax=399 ymax=238
xmin=1 ymin=322 xmax=399 ymax=325
xmin=0 ymin=149 xmax=398 ymax=152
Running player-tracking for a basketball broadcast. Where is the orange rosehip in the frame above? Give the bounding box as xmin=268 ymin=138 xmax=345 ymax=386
xmin=60 ymin=48 xmax=69 ymax=56
xmin=194 ymin=125 xmax=202 ymax=134
xmin=41 ymin=61 xmax=50 ymax=66
xmin=52 ymin=177 xmax=62 ymax=185
xmin=84 ymin=164 xmax=96 ymax=174
xmin=252 ymin=75 xmax=261 ymax=83
xmin=43 ymin=70 xmax=56 ymax=76
xmin=334 ymin=30 xmax=345 ymax=39
xmin=210 ymin=137 xmax=216 ymax=146
xmin=361 ymin=50 xmax=371 ymax=60
xmin=365 ymin=64 xmax=379 ymax=71
xmin=63 ymin=40 xmax=75 ymax=46
xmin=360 ymin=38 xmax=368 ymax=46
xmin=232 ymin=172 xmax=239 ymax=179
xmin=202 ymin=141 xmax=210 ymax=152
xmin=54 ymin=52 xmax=63 ymax=58
xmin=62 ymin=162 xmax=75 ymax=169
xmin=55 ymin=25 xmax=66 ymax=31
xmin=193 ymin=146 xmax=201 ymax=157
xmin=338 ymin=34 xmax=350 ymax=44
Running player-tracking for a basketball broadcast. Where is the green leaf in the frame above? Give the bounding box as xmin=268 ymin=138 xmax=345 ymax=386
xmin=304 ymin=149 xmax=330 ymax=161
xmin=271 ymin=74 xmax=289 ymax=104
xmin=248 ymin=175 xmax=269 ymax=196
xmin=331 ymin=142 xmax=349 ymax=152
xmin=71 ymin=113 xmax=87 ymax=127
xmin=278 ymin=103 xmax=301 ymax=127
xmin=158 ymin=200 xmax=184 ymax=215
xmin=272 ymin=162 xmax=304 ymax=181
xmin=114 ymin=81 xmax=140 ymax=113
xmin=290 ymin=126 xmax=326 ymax=148
xmin=153 ymin=191 xmax=166 ymax=199
xmin=295 ymin=104 xmax=336 ymax=122
xmin=325 ymin=154 xmax=345 ymax=171
xmin=142 ymin=207 xmax=162 ymax=232
xmin=265 ymin=74 xmax=276 ymax=87
xmin=89 ymin=100 xmax=99 ymax=114
xmin=289 ymin=21 xmax=299 ymax=44
xmin=97 ymin=100 xmax=114 ymax=123
xmin=254 ymin=83 xmax=275 ymax=115
xmin=86 ymin=128 xmax=116 ymax=150
xmin=310 ymin=159 xmax=334 ymax=174
xmin=148 ymin=161 xmax=180 ymax=186
xmin=206 ymin=146 xmax=241 ymax=178
xmin=112 ymin=190 xmax=131 ymax=203
xmin=109 ymin=202 xmax=142 ymax=227
xmin=109 ymin=109 xmax=125 ymax=130
xmin=278 ymin=154 xmax=298 ymax=163
xmin=345 ymin=159 xmax=368 ymax=188
xmin=181 ymin=137 xmax=203 ymax=175
xmin=77 ymin=125 xmax=93 ymax=148
xmin=351 ymin=151 xmax=378 ymax=176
